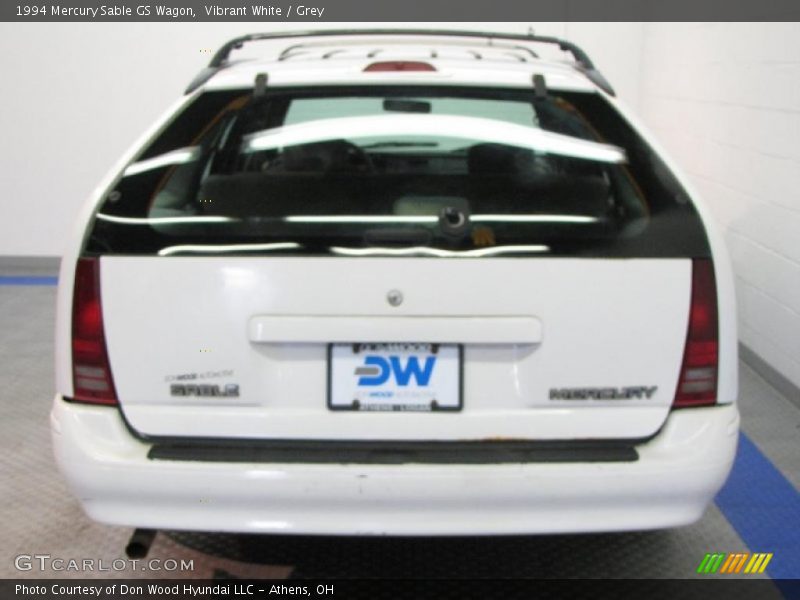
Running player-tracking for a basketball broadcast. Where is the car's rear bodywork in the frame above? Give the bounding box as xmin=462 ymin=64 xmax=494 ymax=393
xmin=51 ymin=30 xmax=739 ymax=535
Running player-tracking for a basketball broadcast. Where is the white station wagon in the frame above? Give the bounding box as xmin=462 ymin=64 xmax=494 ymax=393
xmin=52 ymin=30 xmax=740 ymax=536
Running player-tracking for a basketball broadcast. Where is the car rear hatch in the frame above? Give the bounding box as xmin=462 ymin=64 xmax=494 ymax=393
xmin=77 ymin=85 xmax=712 ymax=442
xmin=100 ymin=255 xmax=691 ymax=440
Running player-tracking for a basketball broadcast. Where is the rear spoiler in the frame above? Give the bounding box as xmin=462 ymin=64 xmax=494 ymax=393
xmin=185 ymin=29 xmax=615 ymax=96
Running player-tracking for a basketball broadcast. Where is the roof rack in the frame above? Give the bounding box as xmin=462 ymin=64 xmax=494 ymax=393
xmin=276 ymin=37 xmax=542 ymax=62
xmin=185 ymin=29 xmax=615 ymax=96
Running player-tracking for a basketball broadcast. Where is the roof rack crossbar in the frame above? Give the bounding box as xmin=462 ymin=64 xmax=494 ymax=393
xmin=505 ymin=52 xmax=528 ymax=63
xmin=278 ymin=39 xmax=542 ymax=63
xmin=185 ymin=29 xmax=613 ymax=95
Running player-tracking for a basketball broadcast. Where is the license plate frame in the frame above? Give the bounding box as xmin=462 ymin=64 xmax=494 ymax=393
xmin=327 ymin=342 xmax=463 ymax=412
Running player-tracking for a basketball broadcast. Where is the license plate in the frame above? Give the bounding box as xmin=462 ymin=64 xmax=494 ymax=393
xmin=328 ymin=343 xmax=462 ymax=412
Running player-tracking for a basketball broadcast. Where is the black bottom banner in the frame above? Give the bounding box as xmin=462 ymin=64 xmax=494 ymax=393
xmin=3 ymin=578 xmax=799 ymax=600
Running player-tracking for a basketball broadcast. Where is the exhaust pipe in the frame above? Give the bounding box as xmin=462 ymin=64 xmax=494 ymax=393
xmin=125 ymin=528 xmax=157 ymax=559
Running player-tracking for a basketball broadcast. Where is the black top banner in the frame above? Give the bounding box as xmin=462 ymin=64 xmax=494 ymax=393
xmin=4 ymin=0 xmax=800 ymax=22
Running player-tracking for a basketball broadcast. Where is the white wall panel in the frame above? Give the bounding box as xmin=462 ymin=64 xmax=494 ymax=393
xmin=639 ymin=22 xmax=800 ymax=389
xmin=7 ymin=21 xmax=797 ymax=389
xmin=0 ymin=22 xmax=641 ymax=256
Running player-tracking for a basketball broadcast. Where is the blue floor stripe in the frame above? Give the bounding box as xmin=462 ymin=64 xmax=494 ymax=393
xmin=715 ymin=432 xmax=800 ymax=581
xmin=0 ymin=275 xmax=58 ymax=286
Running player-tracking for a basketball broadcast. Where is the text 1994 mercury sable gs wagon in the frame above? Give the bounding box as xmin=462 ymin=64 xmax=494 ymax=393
xmin=51 ymin=30 xmax=739 ymax=535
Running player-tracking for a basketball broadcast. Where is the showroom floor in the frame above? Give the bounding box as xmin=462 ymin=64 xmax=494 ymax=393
xmin=1 ymin=275 xmax=798 ymax=586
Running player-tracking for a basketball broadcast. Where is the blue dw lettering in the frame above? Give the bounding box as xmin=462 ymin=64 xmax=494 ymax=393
xmin=389 ymin=356 xmax=436 ymax=386
xmin=358 ymin=356 xmax=391 ymax=386
xmin=357 ymin=355 xmax=437 ymax=386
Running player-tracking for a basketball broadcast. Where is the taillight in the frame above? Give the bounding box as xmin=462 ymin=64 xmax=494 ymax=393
xmin=364 ymin=61 xmax=436 ymax=72
xmin=673 ymin=259 xmax=718 ymax=408
xmin=71 ymin=257 xmax=118 ymax=405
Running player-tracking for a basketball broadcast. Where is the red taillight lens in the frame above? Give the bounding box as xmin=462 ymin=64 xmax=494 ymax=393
xmin=364 ymin=61 xmax=436 ymax=72
xmin=673 ymin=259 xmax=718 ymax=408
xmin=71 ymin=257 xmax=118 ymax=405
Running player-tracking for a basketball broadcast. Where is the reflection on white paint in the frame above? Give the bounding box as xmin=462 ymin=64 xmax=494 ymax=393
xmin=244 ymin=114 xmax=627 ymax=163
xmin=286 ymin=215 xmax=436 ymax=224
xmin=97 ymin=214 xmax=234 ymax=225
xmin=158 ymin=242 xmax=300 ymax=256
xmin=123 ymin=147 xmax=201 ymax=177
xmin=287 ymin=214 xmax=598 ymax=224
xmin=247 ymin=520 xmax=291 ymax=531
xmin=330 ymin=245 xmax=549 ymax=257
xmin=471 ymin=214 xmax=598 ymax=224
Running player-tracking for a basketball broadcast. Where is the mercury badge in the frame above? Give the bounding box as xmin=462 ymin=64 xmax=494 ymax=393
xmin=387 ymin=289 xmax=403 ymax=307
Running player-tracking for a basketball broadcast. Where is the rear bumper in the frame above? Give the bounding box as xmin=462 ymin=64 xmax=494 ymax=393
xmin=51 ymin=396 xmax=739 ymax=535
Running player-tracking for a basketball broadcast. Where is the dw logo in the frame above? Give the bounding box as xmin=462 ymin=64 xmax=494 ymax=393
xmin=355 ymin=356 xmax=436 ymax=386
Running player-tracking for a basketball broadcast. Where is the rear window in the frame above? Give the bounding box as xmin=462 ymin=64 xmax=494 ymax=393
xmin=85 ymin=86 xmax=709 ymax=258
